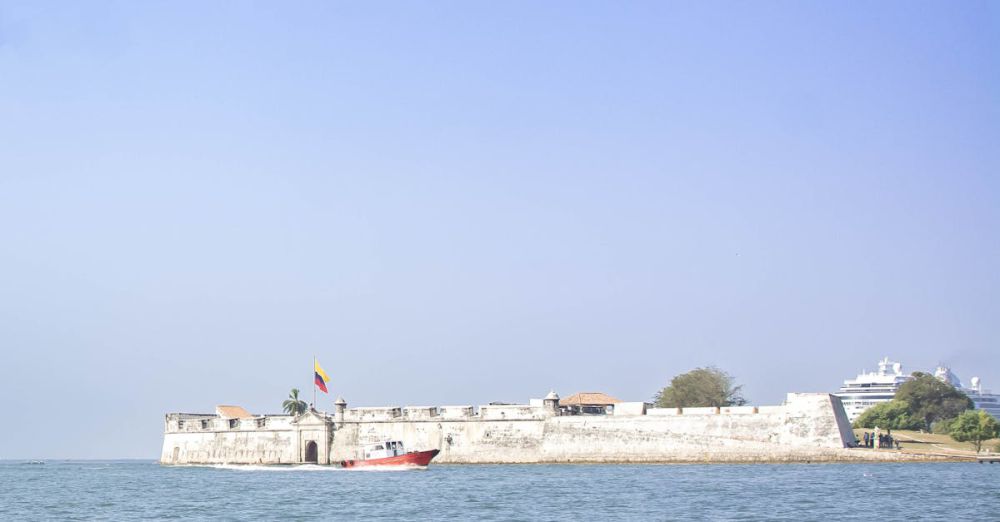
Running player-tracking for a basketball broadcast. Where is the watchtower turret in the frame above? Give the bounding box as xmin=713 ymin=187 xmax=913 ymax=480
xmin=334 ymin=396 xmax=347 ymax=423
xmin=543 ymin=390 xmax=560 ymax=416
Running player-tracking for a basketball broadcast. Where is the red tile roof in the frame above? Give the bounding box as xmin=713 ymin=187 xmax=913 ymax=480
xmin=560 ymin=392 xmax=622 ymax=406
xmin=215 ymin=405 xmax=254 ymax=419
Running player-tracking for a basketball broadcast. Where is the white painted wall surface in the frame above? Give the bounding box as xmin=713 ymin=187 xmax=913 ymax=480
xmin=162 ymin=394 xmax=861 ymax=465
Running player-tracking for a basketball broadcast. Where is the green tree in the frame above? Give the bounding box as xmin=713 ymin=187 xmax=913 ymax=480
xmin=894 ymin=372 xmax=973 ymax=431
xmin=949 ymin=410 xmax=1000 ymax=453
xmin=282 ymin=388 xmax=308 ymax=415
xmin=654 ymin=366 xmax=746 ymax=408
xmin=853 ymin=400 xmax=922 ymax=430
xmin=931 ymin=416 xmax=957 ymax=435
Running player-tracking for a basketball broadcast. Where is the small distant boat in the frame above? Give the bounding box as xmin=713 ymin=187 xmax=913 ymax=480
xmin=340 ymin=440 xmax=439 ymax=469
xmin=25 ymin=460 xmax=45 ymax=465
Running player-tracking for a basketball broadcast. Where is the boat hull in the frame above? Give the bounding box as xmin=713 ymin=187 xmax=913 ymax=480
xmin=340 ymin=449 xmax=440 ymax=469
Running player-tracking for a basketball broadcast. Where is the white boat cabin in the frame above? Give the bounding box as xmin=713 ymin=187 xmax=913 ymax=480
xmin=364 ymin=440 xmax=406 ymax=460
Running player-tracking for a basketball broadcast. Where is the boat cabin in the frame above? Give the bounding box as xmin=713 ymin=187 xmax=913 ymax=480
xmin=364 ymin=440 xmax=406 ymax=460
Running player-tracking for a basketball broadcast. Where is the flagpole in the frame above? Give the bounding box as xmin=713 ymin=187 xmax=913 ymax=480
xmin=312 ymin=355 xmax=316 ymax=410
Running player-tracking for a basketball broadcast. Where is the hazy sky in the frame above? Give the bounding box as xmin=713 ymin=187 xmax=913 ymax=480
xmin=1 ymin=1 xmax=998 ymax=459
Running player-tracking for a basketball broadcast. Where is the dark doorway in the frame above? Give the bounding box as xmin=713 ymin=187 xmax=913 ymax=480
xmin=304 ymin=441 xmax=318 ymax=463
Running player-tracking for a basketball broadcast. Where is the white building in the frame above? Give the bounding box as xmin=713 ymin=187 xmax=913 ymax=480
xmin=933 ymin=366 xmax=1000 ymax=421
xmin=835 ymin=357 xmax=912 ymax=423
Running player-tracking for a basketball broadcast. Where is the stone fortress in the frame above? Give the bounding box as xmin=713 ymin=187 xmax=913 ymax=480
xmin=159 ymin=391 xmax=902 ymax=465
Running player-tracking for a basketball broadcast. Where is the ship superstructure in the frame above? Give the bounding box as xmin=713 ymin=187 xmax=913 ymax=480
xmin=835 ymin=357 xmax=912 ymax=423
xmin=934 ymin=366 xmax=1000 ymax=421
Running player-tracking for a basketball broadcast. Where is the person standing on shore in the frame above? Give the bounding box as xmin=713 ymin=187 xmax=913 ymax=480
xmin=873 ymin=427 xmax=880 ymax=450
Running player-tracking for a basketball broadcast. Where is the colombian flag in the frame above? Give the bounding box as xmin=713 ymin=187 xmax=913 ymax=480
xmin=314 ymin=360 xmax=330 ymax=394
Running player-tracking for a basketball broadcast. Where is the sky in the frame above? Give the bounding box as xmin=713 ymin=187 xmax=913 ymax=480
xmin=0 ymin=1 xmax=998 ymax=459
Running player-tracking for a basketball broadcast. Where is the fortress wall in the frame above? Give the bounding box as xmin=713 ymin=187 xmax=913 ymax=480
xmin=330 ymin=417 xmax=548 ymax=464
xmin=162 ymin=393 xmax=855 ymax=465
xmin=645 ymin=408 xmax=681 ymax=416
xmin=613 ymin=402 xmax=647 ymax=416
xmin=829 ymin=394 xmax=857 ymax=447
xmin=328 ymin=394 xmax=854 ymax=464
xmin=644 ymin=405 xmax=758 ymax=417
xmin=478 ymin=405 xmax=545 ymax=420
xmin=161 ymin=429 xmax=298 ymax=464
xmin=678 ymin=407 xmax=718 ymax=415
xmin=532 ymin=395 xmax=850 ymax=462
xmin=344 ymin=407 xmax=402 ymax=422
xmin=403 ymin=407 xmax=439 ymax=419
xmin=780 ymin=393 xmax=852 ymax=448
xmin=720 ymin=406 xmax=758 ymax=414
xmin=167 ymin=415 xmax=297 ymax=433
xmin=538 ymin=414 xmax=785 ymax=462
xmin=161 ymin=413 xmax=320 ymax=465
xmin=439 ymin=406 xmax=474 ymax=419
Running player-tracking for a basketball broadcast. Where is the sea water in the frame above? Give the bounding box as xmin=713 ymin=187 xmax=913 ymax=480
xmin=1 ymin=461 xmax=998 ymax=520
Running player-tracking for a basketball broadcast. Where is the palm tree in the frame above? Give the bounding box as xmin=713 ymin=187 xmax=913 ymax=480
xmin=282 ymin=388 xmax=308 ymax=415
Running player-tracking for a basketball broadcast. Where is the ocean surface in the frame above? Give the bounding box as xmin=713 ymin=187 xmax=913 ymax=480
xmin=2 ymin=460 xmax=998 ymax=521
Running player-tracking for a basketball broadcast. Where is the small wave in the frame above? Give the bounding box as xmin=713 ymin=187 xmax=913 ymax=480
xmin=172 ymin=463 xmax=429 ymax=472
xmin=345 ymin=465 xmax=429 ymax=472
xmin=207 ymin=464 xmax=345 ymax=472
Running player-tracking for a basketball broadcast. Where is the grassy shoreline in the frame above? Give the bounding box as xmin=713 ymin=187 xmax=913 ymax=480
xmin=851 ymin=428 xmax=999 ymax=460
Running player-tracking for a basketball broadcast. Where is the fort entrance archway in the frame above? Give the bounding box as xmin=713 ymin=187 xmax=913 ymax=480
xmin=304 ymin=441 xmax=318 ymax=463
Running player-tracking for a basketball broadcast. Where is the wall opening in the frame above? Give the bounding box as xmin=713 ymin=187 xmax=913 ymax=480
xmin=304 ymin=441 xmax=318 ymax=463
xmin=172 ymin=447 xmax=180 ymax=463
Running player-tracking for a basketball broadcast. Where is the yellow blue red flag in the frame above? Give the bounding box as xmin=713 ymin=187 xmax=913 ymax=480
xmin=314 ymin=360 xmax=330 ymax=393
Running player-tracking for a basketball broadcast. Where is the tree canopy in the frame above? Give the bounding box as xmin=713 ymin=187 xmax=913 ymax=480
xmin=894 ymin=372 xmax=973 ymax=431
xmin=853 ymin=372 xmax=974 ymax=431
xmin=852 ymin=400 xmax=922 ymax=430
xmin=282 ymin=388 xmax=308 ymax=416
xmin=654 ymin=366 xmax=746 ymax=408
xmin=949 ymin=410 xmax=1000 ymax=453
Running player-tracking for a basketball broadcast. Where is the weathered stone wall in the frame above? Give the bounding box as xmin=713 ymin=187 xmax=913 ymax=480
xmin=329 ymin=393 xmax=853 ymax=463
xmin=161 ymin=411 xmax=332 ymax=465
xmin=162 ymin=429 xmax=298 ymax=464
xmin=162 ymin=393 xmax=860 ymax=465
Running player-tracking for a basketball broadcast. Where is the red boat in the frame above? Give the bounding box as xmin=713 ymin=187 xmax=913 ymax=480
xmin=340 ymin=440 xmax=440 ymax=469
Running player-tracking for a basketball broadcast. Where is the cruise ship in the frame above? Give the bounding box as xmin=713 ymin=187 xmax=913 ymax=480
xmin=835 ymin=357 xmax=912 ymax=423
xmin=933 ymin=366 xmax=1000 ymax=421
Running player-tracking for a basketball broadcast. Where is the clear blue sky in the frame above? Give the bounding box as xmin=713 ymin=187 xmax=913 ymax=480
xmin=1 ymin=1 xmax=997 ymax=459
